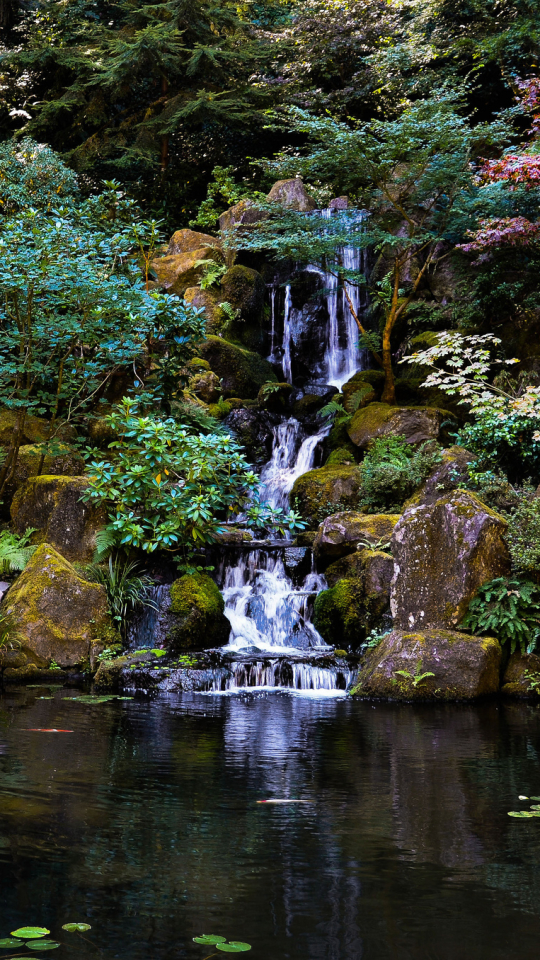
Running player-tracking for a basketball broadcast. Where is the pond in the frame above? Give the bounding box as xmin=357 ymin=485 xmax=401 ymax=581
xmin=1 ymin=688 xmax=540 ymax=960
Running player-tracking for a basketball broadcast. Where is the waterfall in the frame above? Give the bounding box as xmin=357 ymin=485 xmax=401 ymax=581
xmin=260 ymin=419 xmax=328 ymax=515
xmin=207 ymin=660 xmax=356 ymax=696
xmin=282 ymin=284 xmax=293 ymax=383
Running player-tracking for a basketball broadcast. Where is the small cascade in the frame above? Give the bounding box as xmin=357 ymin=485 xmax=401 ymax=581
xmin=208 ymin=659 xmax=355 ymax=695
xmin=260 ymin=418 xmax=328 ymax=515
xmin=282 ymin=284 xmax=293 ymax=383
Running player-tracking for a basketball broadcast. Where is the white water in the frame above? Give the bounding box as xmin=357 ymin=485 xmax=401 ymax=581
xmin=260 ymin=418 xmax=328 ymax=514
xmin=207 ymin=660 xmax=356 ymax=696
xmin=282 ymin=284 xmax=293 ymax=383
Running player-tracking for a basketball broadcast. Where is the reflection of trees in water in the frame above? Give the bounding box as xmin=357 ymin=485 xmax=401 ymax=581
xmin=1 ymin=694 xmax=540 ymax=958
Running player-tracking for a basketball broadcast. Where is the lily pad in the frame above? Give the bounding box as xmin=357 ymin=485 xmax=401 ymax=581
xmin=0 ymin=939 xmax=23 ymax=948
xmin=27 ymin=942 xmax=59 ymax=951
xmin=193 ymin=936 xmax=227 ymax=945
xmin=11 ymin=929 xmax=50 ymax=939
xmin=61 ymin=925 xmax=91 ymax=933
xmin=216 ymin=943 xmax=252 ymax=953
xmin=508 ymin=811 xmax=536 ymax=817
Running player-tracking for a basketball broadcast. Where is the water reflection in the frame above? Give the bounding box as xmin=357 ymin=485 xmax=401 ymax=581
xmin=0 ymin=689 xmax=540 ymax=959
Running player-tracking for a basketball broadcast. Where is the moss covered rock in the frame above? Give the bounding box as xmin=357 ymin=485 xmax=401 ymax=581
xmin=501 ymin=651 xmax=540 ymax=698
xmin=199 ymin=336 xmax=277 ymax=399
xmin=1 ymin=444 xmax=85 ymax=512
xmin=391 ymin=490 xmax=511 ymax=631
xmin=266 ymin=178 xmax=317 ymax=211
xmin=313 ymin=511 xmax=400 ymax=563
xmin=166 ymin=573 xmax=230 ymax=651
xmin=184 ymin=286 xmax=223 ymax=335
xmin=11 ymin=475 xmax=106 ymax=562
xmin=347 ymin=402 xmax=453 ymax=450
xmin=341 ymin=378 xmax=376 ymax=413
xmin=166 ymin=229 xmax=221 ymax=256
xmin=257 ymin=382 xmax=294 ymax=412
xmin=188 ymin=369 xmax=222 ymax=403
xmin=220 ymin=265 xmax=265 ymax=348
xmin=325 ymin=447 xmax=356 ymax=466
xmin=314 ymin=549 xmax=393 ymax=646
xmin=403 ymin=446 xmax=476 ymax=509
xmin=0 ymin=408 xmax=76 ymax=447
xmin=4 ymin=543 xmax=114 ymax=668
xmin=152 ymin=245 xmax=225 ymax=296
xmin=352 ymin=628 xmax=501 ymax=700
xmin=291 ymin=464 xmax=362 ymax=525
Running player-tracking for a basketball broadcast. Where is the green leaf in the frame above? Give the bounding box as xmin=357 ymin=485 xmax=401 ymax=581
xmin=61 ymin=924 xmax=91 ymax=933
xmin=193 ymin=936 xmax=227 ymax=945
xmin=216 ymin=943 xmax=252 ymax=953
xmin=27 ymin=943 xmax=60 ymax=951
xmin=0 ymin=939 xmax=23 ymax=948
xmin=11 ymin=929 xmax=50 ymax=940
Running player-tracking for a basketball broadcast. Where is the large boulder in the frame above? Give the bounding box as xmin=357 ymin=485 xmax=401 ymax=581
xmin=314 ymin=548 xmax=393 ymax=646
xmin=403 ymin=445 xmax=475 ymax=509
xmin=151 ymin=245 xmax=224 ymax=296
xmin=1 ymin=444 xmax=85 ymax=512
xmin=188 ymin=369 xmax=222 ymax=404
xmin=184 ymin=286 xmax=223 ymax=335
xmin=165 ymin=573 xmax=230 ymax=651
xmin=11 ymin=476 xmax=106 ymax=563
xmin=347 ymin=402 xmax=453 ymax=450
xmin=166 ymin=228 xmax=221 ymax=256
xmin=4 ymin=544 xmax=114 ymax=668
xmin=218 ymin=198 xmax=266 ymax=232
xmin=267 ymin=178 xmax=317 ymax=211
xmin=0 ymin=409 xmax=76 ymax=447
xmin=352 ymin=628 xmax=502 ymax=700
xmin=391 ymin=490 xmax=511 ymax=631
xmin=198 ymin=336 xmax=277 ymax=399
xmin=501 ymin=652 xmax=540 ymax=698
xmin=291 ymin=465 xmax=362 ymax=526
xmin=313 ymin=511 xmax=400 ymax=564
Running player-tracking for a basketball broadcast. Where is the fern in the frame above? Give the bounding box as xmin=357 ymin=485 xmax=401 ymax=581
xmin=461 ymin=577 xmax=540 ymax=654
xmin=319 ymin=399 xmax=352 ymax=425
xmin=194 ymin=258 xmax=228 ymax=289
xmin=0 ymin=528 xmax=37 ymax=575
xmin=93 ymin=527 xmax=117 ymax=563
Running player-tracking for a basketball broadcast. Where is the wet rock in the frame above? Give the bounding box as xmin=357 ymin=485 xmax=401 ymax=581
xmin=257 ymin=382 xmax=294 ymax=412
xmin=166 ymin=228 xmax=221 ymax=256
xmin=347 ymin=402 xmax=453 ymax=450
xmin=404 ymin=446 xmax=476 ymax=509
xmin=199 ymin=336 xmax=277 ymax=399
xmin=314 ymin=549 xmax=392 ymax=646
xmin=291 ymin=464 xmax=362 ymax=526
xmin=0 ymin=408 xmax=76 ymax=447
xmin=165 ymin=573 xmax=230 ymax=651
xmin=341 ymin=377 xmax=376 ymax=413
xmin=352 ymin=628 xmax=501 ymax=700
xmin=189 ymin=369 xmax=222 ymax=404
xmin=292 ymin=393 xmax=330 ymax=418
xmin=213 ymin=527 xmax=254 ymax=545
xmin=94 ymin=649 xmax=155 ymax=690
xmin=283 ymin=547 xmax=310 ymax=581
xmin=313 ymin=511 xmax=400 ymax=564
xmin=11 ymin=476 xmax=106 ymax=563
xmin=4 ymin=543 xmax=115 ymax=668
xmin=501 ymin=651 xmax=540 ymax=698
xmin=391 ymin=490 xmax=511 ymax=631
xmin=152 ymin=245 xmax=225 ymax=296
xmin=267 ymin=178 xmax=317 ymax=211
xmin=222 ymin=407 xmax=274 ymax=468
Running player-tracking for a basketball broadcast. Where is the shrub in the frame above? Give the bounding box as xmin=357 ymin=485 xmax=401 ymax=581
xmin=458 ymin=409 xmax=540 ymax=485
xmin=461 ymin=577 xmax=540 ymax=654
xmin=505 ymin=495 xmax=540 ymax=577
xmin=86 ymin=556 xmax=156 ymax=641
xmin=358 ymin=435 xmax=442 ymax=512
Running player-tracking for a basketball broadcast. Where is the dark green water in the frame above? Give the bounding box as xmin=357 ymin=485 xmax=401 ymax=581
xmin=1 ymin=688 xmax=540 ymax=960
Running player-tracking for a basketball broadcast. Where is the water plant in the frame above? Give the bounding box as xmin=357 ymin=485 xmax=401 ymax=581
xmin=193 ymin=934 xmax=251 ymax=954
xmin=0 ymin=922 xmax=92 ymax=958
xmin=85 ymin=555 xmax=157 ymax=640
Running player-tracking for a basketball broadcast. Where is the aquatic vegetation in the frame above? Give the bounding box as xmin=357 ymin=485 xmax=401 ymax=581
xmin=508 ymin=796 xmax=540 ymax=817
xmin=193 ymin=935 xmax=251 ymax=953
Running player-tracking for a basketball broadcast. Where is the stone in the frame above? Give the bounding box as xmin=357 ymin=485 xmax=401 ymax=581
xmin=404 ymin=446 xmax=476 ymax=509
xmin=218 ymin=198 xmax=266 ymax=232
xmin=198 ymin=336 xmax=277 ymax=399
xmin=313 ymin=511 xmax=400 ymax=563
xmin=329 ymin=196 xmax=349 ymax=209
xmin=347 ymin=402 xmax=453 ymax=450
xmin=221 ymin=265 xmax=265 ymax=325
xmin=0 ymin=408 xmax=76 ymax=447
xmin=1 ymin=443 xmax=85 ymax=511
xmin=352 ymin=628 xmax=501 ymax=700
xmin=222 ymin=406 xmax=273 ymax=467
xmin=151 ymin=245 xmax=224 ymax=296
xmin=166 ymin=228 xmax=221 ymax=256
xmin=257 ymin=382 xmax=294 ymax=412
xmin=184 ymin=286 xmax=223 ymax=335
xmin=341 ymin=377 xmax=376 ymax=413
xmin=165 ymin=573 xmax=230 ymax=651
xmin=501 ymin=651 xmax=540 ymax=698
xmin=325 ymin=447 xmax=356 ymax=466
xmin=4 ymin=543 xmax=114 ymax=668
xmin=283 ymin=546 xmax=311 ymax=582
xmin=11 ymin=475 xmax=106 ymax=563
xmin=266 ymin=178 xmax=317 ymax=211
xmin=314 ymin=548 xmax=393 ymax=646
xmin=390 ymin=490 xmax=511 ymax=631
xmin=94 ymin=649 xmax=154 ymax=689
xmin=293 ymin=393 xmax=330 ymax=418
xmin=189 ymin=369 xmax=222 ymax=404
xmin=291 ymin=464 xmax=363 ymax=526
xmin=213 ymin=527 xmax=254 ymax=545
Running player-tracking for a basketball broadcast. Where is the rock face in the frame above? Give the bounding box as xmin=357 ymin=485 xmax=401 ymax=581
xmin=152 ymin=245 xmax=224 ymax=296
xmin=313 ymin=511 xmax=400 ymax=563
xmin=0 ymin=409 xmax=76 ymax=447
xmin=199 ymin=336 xmax=277 ymax=399
xmin=501 ymin=651 xmax=540 ymax=697
xmin=347 ymin=402 xmax=452 ymax=450
xmin=222 ymin=407 xmax=273 ymax=468
xmin=314 ymin=549 xmax=393 ymax=646
xmin=165 ymin=573 xmax=230 ymax=651
xmin=0 ymin=443 xmax=85 ymax=514
xmin=266 ymin=178 xmax=317 ymax=211
xmin=11 ymin=476 xmax=106 ymax=562
xmin=404 ymin=446 xmax=475 ymax=508
xmin=4 ymin=544 xmax=113 ymax=668
xmin=352 ymin=628 xmax=501 ymax=700
xmin=166 ymin=228 xmax=220 ymax=256
xmin=391 ymin=490 xmax=511 ymax=631
xmin=291 ymin=465 xmax=362 ymax=525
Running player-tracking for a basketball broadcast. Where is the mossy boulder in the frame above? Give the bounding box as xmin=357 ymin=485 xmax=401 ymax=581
xmin=11 ymin=475 xmax=106 ymax=562
xmin=4 ymin=543 xmax=114 ymax=668
xmin=291 ymin=464 xmax=363 ymax=526
xmin=313 ymin=511 xmax=400 ymax=564
xmin=404 ymin=446 xmax=476 ymax=509
xmin=501 ymin=651 xmax=540 ymax=698
xmin=198 ymin=336 xmax=277 ymax=399
xmin=347 ymin=402 xmax=453 ymax=450
xmin=314 ymin=549 xmax=393 ymax=646
xmin=257 ymin=382 xmax=294 ymax=412
xmin=218 ymin=198 xmax=266 ymax=231
xmin=188 ymin=369 xmax=222 ymax=403
xmin=325 ymin=447 xmax=356 ymax=466
xmin=391 ymin=490 xmax=511 ymax=631
xmin=220 ymin=265 xmax=266 ymax=349
xmin=341 ymin=378 xmax=376 ymax=413
xmin=166 ymin=573 xmax=230 ymax=651
xmin=152 ymin=245 xmax=225 ymax=296
xmin=266 ymin=178 xmax=317 ymax=211
xmin=0 ymin=408 xmax=76 ymax=447
xmin=166 ymin=228 xmax=221 ymax=256
xmin=184 ymin=286 xmax=223 ymax=335
xmin=352 ymin=628 xmax=501 ymax=700
xmin=293 ymin=393 xmax=330 ymax=418
xmin=1 ymin=443 xmax=85 ymax=513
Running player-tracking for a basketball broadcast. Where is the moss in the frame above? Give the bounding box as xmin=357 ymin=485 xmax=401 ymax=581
xmin=313 ymin=578 xmax=369 ymax=646
xmin=325 ymin=447 xmax=356 ymax=466
xmin=11 ymin=475 xmax=106 ymax=562
xmin=291 ymin=464 xmax=362 ymax=525
xmin=167 ymin=572 xmax=230 ymax=651
xmin=0 ymin=408 xmax=76 ymax=446
xmin=410 ymin=331 xmax=441 ymax=351
xmin=198 ymin=336 xmax=277 ymax=399
xmin=208 ymin=400 xmax=232 ymax=419
xmin=188 ymin=357 xmax=211 ymax=371
xmin=326 ymin=420 xmax=357 ymax=458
